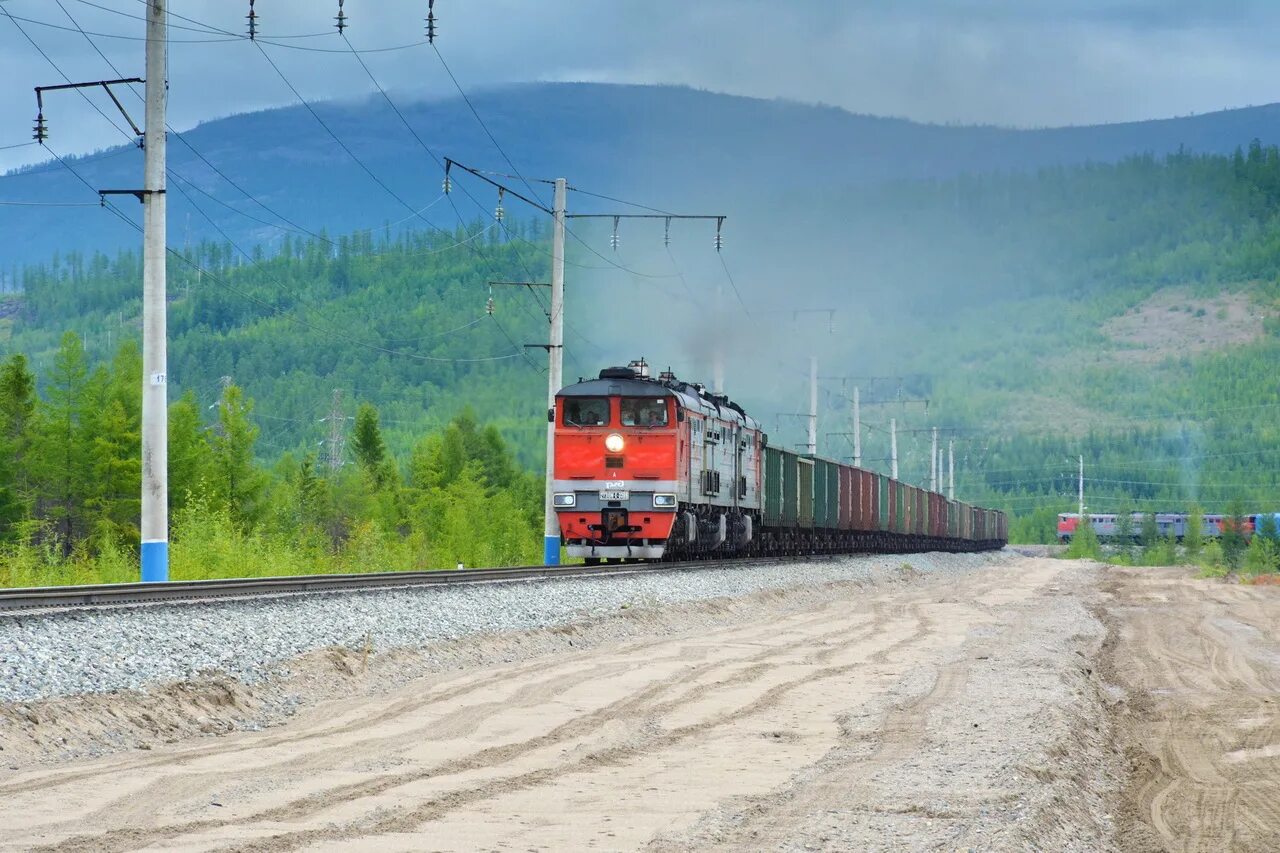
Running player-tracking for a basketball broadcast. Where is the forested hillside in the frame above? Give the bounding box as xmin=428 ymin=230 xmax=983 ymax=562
xmin=827 ymin=143 xmax=1280 ymax=535
xmin=8 ymin=141 xmax=1280 ymax=571
xmin=6 ymin=220 xmax=558 ymax=466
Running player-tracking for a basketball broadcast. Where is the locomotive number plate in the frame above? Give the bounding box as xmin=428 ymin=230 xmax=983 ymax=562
xmin=599 ymin=489 xmax=630 ymax=501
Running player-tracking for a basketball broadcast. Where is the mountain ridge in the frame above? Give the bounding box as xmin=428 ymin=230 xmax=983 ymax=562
xmin=7 ymin=82 xmax=1280 ymax=266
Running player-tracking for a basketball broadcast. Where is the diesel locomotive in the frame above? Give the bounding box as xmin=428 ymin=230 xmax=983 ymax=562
xmin=551 ymin=361 xmax=1007 ymax=563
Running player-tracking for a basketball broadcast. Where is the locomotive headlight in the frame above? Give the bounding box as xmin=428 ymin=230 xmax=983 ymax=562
xmin=604 ymin=433 xmax=625 ymax=452
xmin=653 ymin=493 xmax=677 ymax=508
xmin=553 ymin=493 xmax=576 ymax=508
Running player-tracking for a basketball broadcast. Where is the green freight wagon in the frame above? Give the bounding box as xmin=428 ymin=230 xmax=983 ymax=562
xmin=797 ymin=457 xmax=814 ymax=528
xmin=782 ymin=449 xmax=799 ymax=526
xmin=764 ymin=447 xmax=784 ymax=527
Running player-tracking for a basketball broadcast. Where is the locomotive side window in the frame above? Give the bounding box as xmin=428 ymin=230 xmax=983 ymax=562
xmin=621 ymin=398 xmax=668 ymax=427
xmin=564 ymin=397 xmax=609 ymax=426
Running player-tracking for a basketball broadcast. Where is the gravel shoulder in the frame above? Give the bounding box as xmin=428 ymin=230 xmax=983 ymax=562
xmin=0 ymin=553 xmax=1127 ymax=852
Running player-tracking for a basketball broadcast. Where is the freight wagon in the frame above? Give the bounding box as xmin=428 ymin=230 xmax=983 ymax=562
xmin=552 ymin=361 xmax=1007 ymax=562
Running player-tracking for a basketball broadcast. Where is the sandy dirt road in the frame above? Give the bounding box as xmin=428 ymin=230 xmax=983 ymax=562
xmin=1 ymin=555 xmax=1117 ymax=852
xmin=1104 ymin=567 xmax=1280 ymax=852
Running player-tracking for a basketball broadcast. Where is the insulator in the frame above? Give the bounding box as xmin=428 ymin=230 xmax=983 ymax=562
xmin=610 ymin=215 xmax=620 ymax=251
xmin=714 ymin=218 xmax=724 ymax=252
xmin=247 ymin=0 xmax=257 ymax=39
xmin=663 ymin=217 xmax=671 ymax=248
xmin=494 ymin=186 xmax=504 ymax=221
xmin=486 ymin=296 xmax=495 ymax=316
xmin=32 ymin=113 xmax=46 ymax=143
xmin=426 ymin=0 xmax=438 ymax=43
xmin=442 ymin=174 xmax=452 ymax=194
xmin=335 ymin=0 xmax=347 ymax=33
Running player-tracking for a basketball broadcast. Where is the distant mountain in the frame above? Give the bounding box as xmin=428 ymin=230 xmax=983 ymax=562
xmin=6 ymin=83 xmax=1280 ymax=265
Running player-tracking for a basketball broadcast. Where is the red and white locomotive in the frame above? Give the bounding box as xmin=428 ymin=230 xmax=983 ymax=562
xmin=552 ymin=360 xmax=1007 ymax=563
xmin=552 ymin=359 xmax=762 ymax=562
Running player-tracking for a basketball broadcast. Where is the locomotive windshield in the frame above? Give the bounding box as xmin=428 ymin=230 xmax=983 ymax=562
xmin=621 ymin=398 xmax=668 ymax=427
xmin=564 ymin=397 xmax=609 ymax=426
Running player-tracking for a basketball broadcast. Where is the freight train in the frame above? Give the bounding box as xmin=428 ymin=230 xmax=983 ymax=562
xmin=1057 ymin=512 xmax=1280 ymax=542
xmin=551 ymin=361 xmax=1007 ymax=562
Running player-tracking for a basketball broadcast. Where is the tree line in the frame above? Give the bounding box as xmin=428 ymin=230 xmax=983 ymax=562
xmin=0 ymin=332 xmax=543 ymax=587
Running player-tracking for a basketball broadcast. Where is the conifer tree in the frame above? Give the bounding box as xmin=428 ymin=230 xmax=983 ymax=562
xmin=168 ymin=391 xmax=209 ymax=512
xmin=209 ymin=384 xmax=265 ymax=526
xmin=0 ymin=353 xmax=36 ymax=519
xmin=1140 ymin=511 xmax=1158 ymax=550
xmin=36 ymin=332 xmax=91 ymax=553
xmin=351 ymin=402 xmax=388 ymax=478
xmin=1184 ymin=506 xmax=1205 ymax=560
xmin=1113 ymin=503 xmax=1135 ymax=562
xmin=85 ymin=397 xmax=140 ymax=544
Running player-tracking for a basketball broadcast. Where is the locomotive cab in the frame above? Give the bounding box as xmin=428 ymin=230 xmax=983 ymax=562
xmin=553 ymin=361 xmax=681 ymax=561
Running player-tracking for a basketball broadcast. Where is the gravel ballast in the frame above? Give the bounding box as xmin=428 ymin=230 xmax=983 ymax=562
xmin=0 ymin=550 xmax=1012 ymax=704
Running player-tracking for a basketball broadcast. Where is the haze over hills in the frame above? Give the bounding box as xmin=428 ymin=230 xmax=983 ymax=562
xmin=6 ymin=81 xmax=1280 ymax=537
xmin=7 ymin=83 xmax=1280 ymax=264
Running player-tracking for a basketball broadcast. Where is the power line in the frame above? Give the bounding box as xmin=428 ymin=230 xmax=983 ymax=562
xmin=166 ymin=174 xmax=510 ymax=362
xmin=1 ymin=7 xmax=140 ymax=145
xmin=10 ymin=4 xmax=426 ymax=52
xmin=0 ymin=199 xmax=99 ymax=206
xmin=718 ymin=252 xmax=753 ymax=322
xmin=0 ymin=10 xmax=240 ymax=43
xmin=47 ymin=0 xmax=346 ymax=248
xmin=331 ymin=34 xmax=596 ymax=362
xmin=251 ymin=40 xmax=449 ymax=235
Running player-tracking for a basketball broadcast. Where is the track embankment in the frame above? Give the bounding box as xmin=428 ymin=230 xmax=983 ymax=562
xmin=1 ymin=553 xmax=1129 ymax=852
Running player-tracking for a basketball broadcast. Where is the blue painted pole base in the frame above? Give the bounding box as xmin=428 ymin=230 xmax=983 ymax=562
xmin=141 ymin=540 xmax=169 ymax=582
xmin=543 ymin=535 xmax=561 ymax=566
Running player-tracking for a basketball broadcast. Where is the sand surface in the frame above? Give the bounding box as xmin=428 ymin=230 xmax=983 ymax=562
xmin=3 ymin=557 xmax=1277 ymax=851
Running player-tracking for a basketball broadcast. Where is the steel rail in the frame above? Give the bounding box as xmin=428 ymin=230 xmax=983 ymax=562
xmin=0 ymin=556 xmax=807 ymax=613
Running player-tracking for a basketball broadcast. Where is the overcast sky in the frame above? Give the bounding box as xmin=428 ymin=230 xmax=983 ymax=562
xmin=1 ymin=0 xmax=1279 ymax=172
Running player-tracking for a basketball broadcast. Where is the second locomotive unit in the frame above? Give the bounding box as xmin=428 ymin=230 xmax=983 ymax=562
xmin=552 ymin=360 xmax=1005 ymax=562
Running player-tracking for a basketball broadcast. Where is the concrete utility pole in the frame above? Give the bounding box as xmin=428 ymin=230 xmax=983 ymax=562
xmin=542 ymin=177 xmax=566 ymax=566
xmin=807 ymin=356 xmax=818 ymax=456
xmin=948 ymin=439 xmax=955 ymax=500
xmin=930 ymin=426 xmax=939 ymax=493
xmin=852 ymin=385 xmax=861 ymax=468
xmin=1078 ymin=455 xmax=1085 ymax=519
xmin=890 ymin=418 xmax=899 ymax=480
xmin=443 ymin=160 xmax=723 ymax=567
xmin=140 ymin=0 xmax=169 ymax=582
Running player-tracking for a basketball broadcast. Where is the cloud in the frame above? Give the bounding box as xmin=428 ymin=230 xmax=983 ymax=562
xmin=2 ymin=0 xmax=1280 ymax=174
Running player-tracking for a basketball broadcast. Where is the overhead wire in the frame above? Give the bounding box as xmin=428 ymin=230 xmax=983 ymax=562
xmin=12 ymin=13 xmax=518 ymax=370
xmin=0 ymin=199 xmax=100 ymax=206
xmin=46 ymin=0 xmax=346 ymax=248
xmin=250 ymin=38 xmax=503 ymax=258
xmin=429 ymin=41 xmax=687 ymax=281
xmin=0 ymin=5 xmax=141 ymax=146
xmin=111 ymin=196 xmax=523 ymax=364
xmin=336 ymin=30 xmax=592 ymax=369
xmin=0 ymin=11 xmax=241 ymax=43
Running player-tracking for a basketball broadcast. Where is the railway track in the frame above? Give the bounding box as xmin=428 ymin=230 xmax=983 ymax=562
xmin=0 ymin=556 xmax=810 ymax=613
